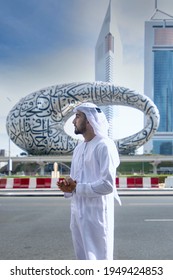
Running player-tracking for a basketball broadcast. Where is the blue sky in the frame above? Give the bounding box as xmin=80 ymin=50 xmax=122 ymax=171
xmin=0 ymin=0 xmax=173 ymax=156
xmin=0 ymin=0 xmax=96 ymax=63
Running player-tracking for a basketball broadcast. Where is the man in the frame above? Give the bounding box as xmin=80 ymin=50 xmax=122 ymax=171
xmin=57 ymin=102 xmax=121 ymax=260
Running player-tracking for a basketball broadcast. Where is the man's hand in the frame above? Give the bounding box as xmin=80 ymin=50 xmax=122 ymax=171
xmin=57 ymin=177 xmax=77 ymax=193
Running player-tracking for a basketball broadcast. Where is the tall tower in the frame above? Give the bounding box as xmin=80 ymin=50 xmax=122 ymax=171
xmin=144 ymin=1 xmax=173 ymax=155
xmin=95 ymin=0 xmax=123 ymax=139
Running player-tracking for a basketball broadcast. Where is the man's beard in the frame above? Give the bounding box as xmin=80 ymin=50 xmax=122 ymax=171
xmin=74 ymin=124 xmax=87 ymax=135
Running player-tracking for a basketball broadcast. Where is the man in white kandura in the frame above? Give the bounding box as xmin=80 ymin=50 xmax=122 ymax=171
xmin=57 ymin=102 xmax=121 ymax=260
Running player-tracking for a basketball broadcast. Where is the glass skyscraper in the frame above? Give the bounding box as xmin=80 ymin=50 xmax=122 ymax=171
xmin=144 ymin=7 xmax=173 ymax=155
xmin=95 ymin=0 xmax=122 ymax=139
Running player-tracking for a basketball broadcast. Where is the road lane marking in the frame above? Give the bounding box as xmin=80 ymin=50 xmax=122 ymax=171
xmin=127 ymin=203 xmax=173 ymax=206
xmin=145 ymin=219 xmax=173 ymax=222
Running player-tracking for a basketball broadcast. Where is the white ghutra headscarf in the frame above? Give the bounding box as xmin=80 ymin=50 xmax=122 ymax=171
xmin=73 ymin=102 xmax=109 ymax=138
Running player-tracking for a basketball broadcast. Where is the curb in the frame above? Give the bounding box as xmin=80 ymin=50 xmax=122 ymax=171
xmin=1 ymin=188 xmax=173 ymax=197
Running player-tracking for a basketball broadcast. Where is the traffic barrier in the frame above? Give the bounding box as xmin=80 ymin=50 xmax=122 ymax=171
xmin=135 ymin=177 xmax=143 ymax=188
xmin=36 ymin=177 xmax=51 ymax=188
xmin=0 ymin=178 xmax=7 ymax=188
xmin=116 ymin=177 xmax=159 ymax=188
xmin=5 ymin=178 xmax=13 ymax=189
xmin=0 ymin=178 xmax=59 ymax=189
xmin=13 ymin=178 xmax=30 ymax=189
xmin=0 ymin=177 xmax=159 ymax=189
xmin=165 ymin=176 xmax=173 ymax=188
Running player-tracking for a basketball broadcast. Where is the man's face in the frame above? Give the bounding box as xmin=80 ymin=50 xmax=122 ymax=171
xmin=73 ymin=111 xmax=87 ymax=135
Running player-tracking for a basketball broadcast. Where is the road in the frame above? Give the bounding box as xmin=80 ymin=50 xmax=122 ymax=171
xmin=0 ymin=194 xmax=173 ymax=260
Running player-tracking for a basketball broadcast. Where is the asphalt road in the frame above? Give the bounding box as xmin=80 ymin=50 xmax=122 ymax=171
xmin=1 ymin=194 xmax=173 ymax=260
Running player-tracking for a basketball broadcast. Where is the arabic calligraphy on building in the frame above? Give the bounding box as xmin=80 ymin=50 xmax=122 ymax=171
xmin=6 ymin=82 xmax=160 ymax=155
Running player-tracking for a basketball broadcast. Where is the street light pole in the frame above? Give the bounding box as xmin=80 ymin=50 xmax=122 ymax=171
xmin=8 ymin=128 xmax=12 ymax=176
xmin=7 ymin=97 xmax=12 ymax=176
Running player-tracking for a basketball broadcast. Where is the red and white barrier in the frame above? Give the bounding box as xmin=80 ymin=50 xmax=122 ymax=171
xmin=116 ymin=177 xmax=159 ymax=188
xmin=0 ymin=177 xmax=159 ymax=189
xmin=116 ymin=177 xmax=159 ymax=189
xmin=165 ymin=176 xmax=173 ymax=188
xmin=0 ymin=178 xmax=59 ymax=189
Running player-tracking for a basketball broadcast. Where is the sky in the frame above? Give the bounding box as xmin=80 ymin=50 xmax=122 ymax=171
xmin=0 ymin=0 xmax=173 ymax=156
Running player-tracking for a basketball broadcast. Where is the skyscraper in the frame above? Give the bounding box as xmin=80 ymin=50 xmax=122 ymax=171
xmin=144 ymin=3 xmax=173 ymax=155
xmin=95 ymin=0 xmax=123 ymax=139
